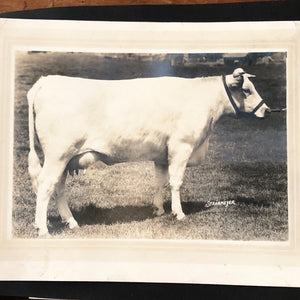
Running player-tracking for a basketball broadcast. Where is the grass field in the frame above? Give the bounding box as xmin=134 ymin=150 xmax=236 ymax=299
xmin=12 ymin=52 xmax=288 ymax=240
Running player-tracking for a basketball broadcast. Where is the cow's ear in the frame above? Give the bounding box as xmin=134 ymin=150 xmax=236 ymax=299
xmin=226 ymin=74 xmax=243 ymax=88
xmin=244 ymin=73 xmax=256 ymax=78
xmin=233 ymin=68 xmax=245 ymax=77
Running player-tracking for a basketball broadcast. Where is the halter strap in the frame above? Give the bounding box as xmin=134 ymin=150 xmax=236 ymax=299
xmin=222 ymin=75 xmax=240 ymax=117
xmin=250 ymin=99 xmax=265 ymax=115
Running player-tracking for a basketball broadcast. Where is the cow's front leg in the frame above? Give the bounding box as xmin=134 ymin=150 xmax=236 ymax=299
xmin=168 ymin=142 xmax=193 ymax=220
xmin=153 ymin=162 xmax=169 ymax=216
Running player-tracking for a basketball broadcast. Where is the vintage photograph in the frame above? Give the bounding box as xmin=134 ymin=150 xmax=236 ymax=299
xmin=13 ymin=50 xmax=287 ymax=240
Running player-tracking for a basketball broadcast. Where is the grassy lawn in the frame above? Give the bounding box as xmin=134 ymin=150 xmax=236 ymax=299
xmin=12 ymin=52 xmax=288 ymax=240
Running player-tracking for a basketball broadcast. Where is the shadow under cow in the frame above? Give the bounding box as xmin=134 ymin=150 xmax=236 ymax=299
xmin=48 ymin=201 xmax=208 ymax=234
xmin=74 ymin=201 xmax=207 ymax=225
xmin=73 ymin=204 xmax=155 ymax=226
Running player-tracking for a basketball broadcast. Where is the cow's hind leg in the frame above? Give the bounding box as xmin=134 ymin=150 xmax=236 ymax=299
xmin=57 ymin=170 xmax=79 ymax=230
xmin=168 ymin=142 xmax=193 ymax=220
xmin=153 ymin=162 xmax=169 ymax=216
xmin=34 ymin=159 xmax=66 ymax=237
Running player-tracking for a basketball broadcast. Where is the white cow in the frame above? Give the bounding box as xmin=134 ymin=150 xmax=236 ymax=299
xmin=27 ymin=68 xmax=270 ymax=237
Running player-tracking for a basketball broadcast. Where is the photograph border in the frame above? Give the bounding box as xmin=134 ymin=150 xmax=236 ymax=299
xmin=0 ymin=19 xmax=299 ymax=286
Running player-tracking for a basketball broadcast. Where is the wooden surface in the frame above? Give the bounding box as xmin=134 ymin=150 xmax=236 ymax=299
xmin=0 ymin=0 xmax=285 ymax=14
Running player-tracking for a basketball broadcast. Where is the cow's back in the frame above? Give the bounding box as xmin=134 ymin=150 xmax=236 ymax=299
xmin=31 ymin=75 xmax=223 ymax=162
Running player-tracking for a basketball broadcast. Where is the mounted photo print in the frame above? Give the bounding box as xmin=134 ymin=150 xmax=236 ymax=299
xmin=0 ymin=19 xmax=299 ymax=286
xmin=13 ymin=50 xmax=287 ymax=241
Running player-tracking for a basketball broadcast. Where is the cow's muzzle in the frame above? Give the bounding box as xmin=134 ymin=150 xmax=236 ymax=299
xmin=239 ymin=104 xmax=271 ymax=119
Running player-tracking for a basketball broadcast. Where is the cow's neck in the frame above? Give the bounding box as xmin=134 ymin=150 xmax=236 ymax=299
xmin=221 ymin=75 xmax=242 ymax=117
xmin=222 ymin=75 xmax=240 ymax=116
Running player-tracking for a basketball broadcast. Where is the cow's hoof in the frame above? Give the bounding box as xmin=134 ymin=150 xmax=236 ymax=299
xmin=171 ymin=211 xmax=186 ymax=220
xmin=153 ymin=207 xmax=165 ymax=217
xmin=66 ymin=217 xmax=79 ymax=230
xmin=35 ymin=226 xmax=51 ymax=238
xmin=176 ymin=213 xmax=186 ymax=220
xmin=38 ymin=232 xmax=52 ymax=239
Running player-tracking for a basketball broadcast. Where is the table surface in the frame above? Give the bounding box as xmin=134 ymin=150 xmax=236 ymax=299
xmin=0 ymin=0 xmax=285 ymax=14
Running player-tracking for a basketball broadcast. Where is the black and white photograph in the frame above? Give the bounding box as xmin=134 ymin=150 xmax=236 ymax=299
xmin=0 ymin=19 xmax=299 ymax=286
xmin=13 ymin=50 xmax=288 ymax=240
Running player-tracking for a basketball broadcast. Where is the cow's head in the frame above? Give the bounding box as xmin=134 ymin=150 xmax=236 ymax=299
xmin=225 ymin=68 xmax=271 ymax=118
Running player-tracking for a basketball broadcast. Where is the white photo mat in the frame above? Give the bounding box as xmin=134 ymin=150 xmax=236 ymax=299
xmin=0 ymin=19 xmax=299 ymax=286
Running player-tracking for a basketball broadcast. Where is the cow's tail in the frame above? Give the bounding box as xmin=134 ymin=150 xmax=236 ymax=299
xmin=27 ymin=77 xmax=44 ymax=193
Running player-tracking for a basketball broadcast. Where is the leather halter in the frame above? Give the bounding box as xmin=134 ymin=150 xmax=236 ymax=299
xmin=222 ymin=75 xmax=265 ymax=118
